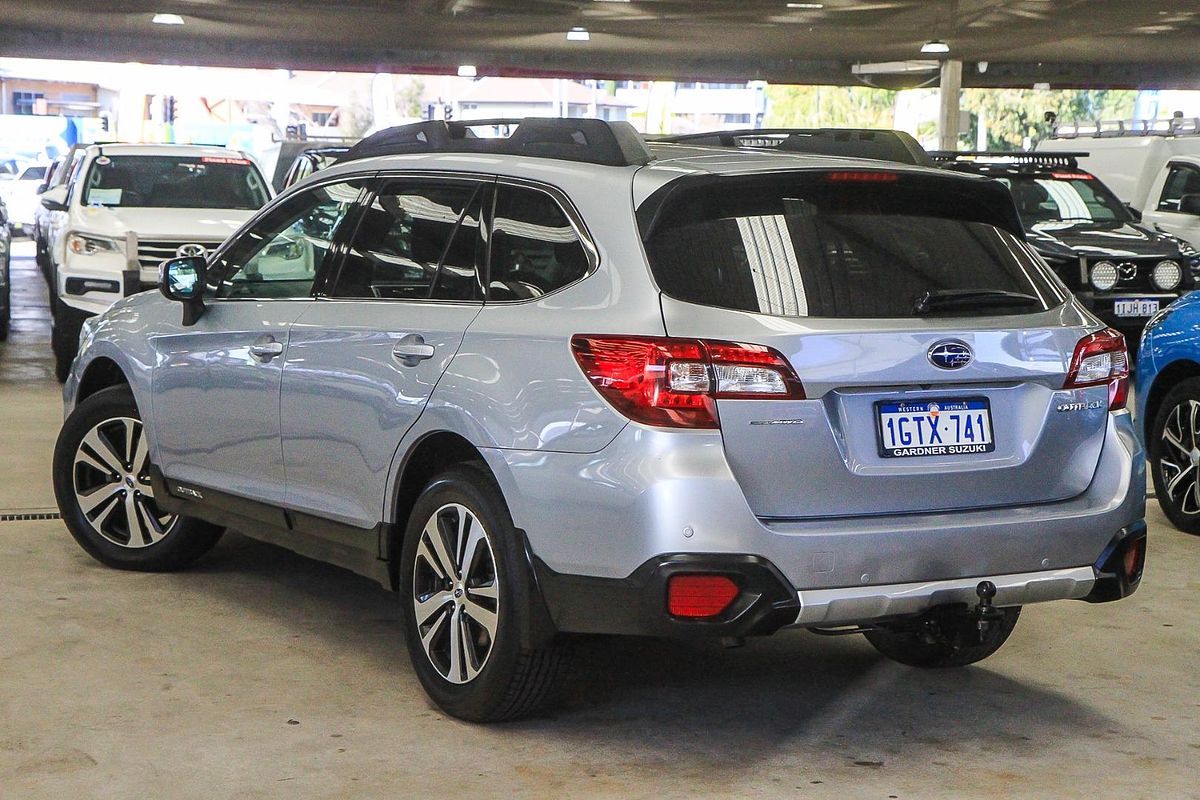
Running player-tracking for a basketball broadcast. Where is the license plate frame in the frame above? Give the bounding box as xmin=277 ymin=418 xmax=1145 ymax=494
xmin=875 ymin=397 xmax=996 ymax=459
xmin=1113 ymin=298 xmax=1160 ymax=318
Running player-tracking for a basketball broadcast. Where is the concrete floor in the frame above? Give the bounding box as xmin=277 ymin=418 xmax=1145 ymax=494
xmin=1 ymin=242 xmax=1197 ymax=799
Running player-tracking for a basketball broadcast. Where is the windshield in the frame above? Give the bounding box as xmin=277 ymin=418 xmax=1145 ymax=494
xmin=640 ymin=172 xmax=1063 ymax=319
xmin=1001 ymin=173 xmax=1129 ymax=226
xmin=82 ymin=154 xmax=270 ymax=210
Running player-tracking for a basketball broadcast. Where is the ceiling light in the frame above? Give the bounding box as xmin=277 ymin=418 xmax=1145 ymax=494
xmin=457 ymin=64 xmax=477 ymax=77
xmin=921 ymin=40 xmax=950 ymax=54
xmin=151 ymin=13 xmax=185 ymax=25
xmin=567 ymin=27 xmax=591 ymax=41
xmin=786 ymin=3 xmax=824 ymax=8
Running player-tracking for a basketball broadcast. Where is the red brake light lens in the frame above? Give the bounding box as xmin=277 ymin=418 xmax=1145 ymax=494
xmin=825 ymin=170 xmax=900 ymax=183
xmin=571 ymin=335 xmax=805 ymax=429
xmin=667 ymin=574 xmax=740 ymax=618
xmin=1063 ymin=328 xmax=1129 ymax=411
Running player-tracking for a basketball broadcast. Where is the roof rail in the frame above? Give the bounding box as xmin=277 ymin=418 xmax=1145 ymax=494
xmin=1049 ymin=116 xmax=1200 ymax=139
xmin=930 ymin=150 xmax=1089 ymax=169
xmin=337 ymin=118 xmax=653 ymax=167
xmin=655 ymin=127 xmax=934 ymax=167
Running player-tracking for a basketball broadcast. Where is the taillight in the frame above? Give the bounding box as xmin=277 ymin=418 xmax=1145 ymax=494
xmin=570 ymin=335 xmax=805 ymax=429
xmin=1063 ymin=328 xmax=1129 ymax=411
xmin=825 ymin=170 xmax=900 ymax=182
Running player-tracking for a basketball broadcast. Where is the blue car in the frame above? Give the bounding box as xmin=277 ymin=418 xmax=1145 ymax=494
xmin=1137 ymin=291 xmax=1200 ymax=534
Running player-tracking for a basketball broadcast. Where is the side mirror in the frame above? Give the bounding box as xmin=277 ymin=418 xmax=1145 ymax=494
xmin=159 ymin=256 xmax=208 ymax=325
xmin=1179 ymin=194 xmax=1200 ymax=216
xmin=40 ymin=185 xmax=68 ymax=211
xmin=1125 ymin=203 xmax=1143 ymax=223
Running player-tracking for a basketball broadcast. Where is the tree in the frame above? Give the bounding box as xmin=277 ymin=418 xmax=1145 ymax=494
xmin=765 ymin=85 xmax=897 ymax=128
xmin=962 ymin=88 xmax=1137 ymax=150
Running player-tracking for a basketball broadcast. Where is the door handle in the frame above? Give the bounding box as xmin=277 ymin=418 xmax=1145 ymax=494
xmin=392 ymin=334 xmax=435 ymax=367
xmin=249 ymin=334 xmax=284 ymax=362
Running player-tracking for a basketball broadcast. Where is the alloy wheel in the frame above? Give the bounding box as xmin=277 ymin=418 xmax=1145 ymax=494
xmin=411 ymin=502 xmax=500 ymax=685
xmin=1158 ymin=399 xmax=1200 ymax=516
xmin=72 ymin=416 xmax=176 ymax=548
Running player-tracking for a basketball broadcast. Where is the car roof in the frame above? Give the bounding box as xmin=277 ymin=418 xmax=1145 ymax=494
xmin=83 ymin=143 xmax=246 ymax=159
xmin=303 ymin=140 xmax=968 ymax=207
xmin=942 ymin=160 xmax=1097 ymax=179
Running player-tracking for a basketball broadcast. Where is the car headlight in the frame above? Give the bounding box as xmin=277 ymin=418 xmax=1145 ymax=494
xmin=67 ymin=232 xmax=122 ymax=256
xmin=1090 ymin=260 xmax=1119 ymax=291
xmin=1152 ymin=259 xmax=1182 ymax=291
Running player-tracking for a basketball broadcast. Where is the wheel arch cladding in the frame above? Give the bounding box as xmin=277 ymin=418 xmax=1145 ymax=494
xmin=387 ymin=430 xmax=491 ymax=589
xmin=1145 ymin=359 xmax=1200 ymax=440
xmin=76 ymin=356 xmax=131 ymax=404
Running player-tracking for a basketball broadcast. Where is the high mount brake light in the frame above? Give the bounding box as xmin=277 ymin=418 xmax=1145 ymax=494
xmin=1063 ymin=328 xmax=1129 ymax=411
xmin=570 ymin=335 xmax=805 ymax=429
xmin=825 ymin=171 xmax=900 ymax=182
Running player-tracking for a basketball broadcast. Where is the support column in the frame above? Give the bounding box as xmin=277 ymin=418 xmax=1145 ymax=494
xmin=938 ymin=59 xmax=963 ymax=151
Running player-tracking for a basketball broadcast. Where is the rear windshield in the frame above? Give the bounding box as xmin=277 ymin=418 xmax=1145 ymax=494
xmin=82 ymin=154 xmax=270 ymax=210
xmin=641 ymin=172 xmax=1064 ymax=319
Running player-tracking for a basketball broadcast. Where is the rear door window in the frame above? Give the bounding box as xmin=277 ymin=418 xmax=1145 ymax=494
xmin=487 ymin=185 xmax=592 ymax=301
xmin=641 ymin=172 xmax=1063 ymax=319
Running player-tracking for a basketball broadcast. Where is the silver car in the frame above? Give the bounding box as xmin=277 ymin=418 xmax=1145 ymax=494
xmin=52 ymin=119 xmax=1146 ymax=722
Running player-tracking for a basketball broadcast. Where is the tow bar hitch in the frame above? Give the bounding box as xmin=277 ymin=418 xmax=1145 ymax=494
xmin=973 ymin=581 xmax=1004 ymax=644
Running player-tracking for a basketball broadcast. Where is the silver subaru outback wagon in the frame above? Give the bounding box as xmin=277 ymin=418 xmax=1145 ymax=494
xmin=53 ymin=118 xmax=1146 ymax=722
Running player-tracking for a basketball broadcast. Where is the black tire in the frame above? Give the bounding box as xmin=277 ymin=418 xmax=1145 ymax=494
xmin=52 ymin=385 xmax=224 ymax=571
xmin=399 ymin=464 xmax=569 ymax=722
xmin=51 ymin=298 xmax=88 ymax=383
xmin=863 ymin=606 xmax=1021 ymax=668
xmin=1148 ymin=376 xmax=1200 ymax=535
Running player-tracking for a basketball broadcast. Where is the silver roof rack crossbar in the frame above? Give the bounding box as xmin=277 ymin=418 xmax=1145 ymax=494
xmin=1050 ymin=116 xmax=1200 ymax=139
xmin=337 ymin=118 xmax=653 ymax=167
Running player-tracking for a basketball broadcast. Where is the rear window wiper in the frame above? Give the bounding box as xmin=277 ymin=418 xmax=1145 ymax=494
xmin=912 ymin=289 xmax=1042 ymax=315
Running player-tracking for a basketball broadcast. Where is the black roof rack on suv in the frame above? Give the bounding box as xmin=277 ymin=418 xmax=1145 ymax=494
xmin=656 ymin=128 xmax=934 ymax=167
xmin=930 ymin=151 xmax=1090 ymax=169
xmin=337 ymin=118 xmax=654 ymax=168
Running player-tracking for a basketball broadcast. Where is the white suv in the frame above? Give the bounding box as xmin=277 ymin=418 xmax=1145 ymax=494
xmin=40 ymin=143 xmax=271 ymax=380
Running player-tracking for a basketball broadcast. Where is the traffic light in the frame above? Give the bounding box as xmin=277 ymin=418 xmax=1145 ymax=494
xmin=163 ymin=96 xmax=177 ymax=124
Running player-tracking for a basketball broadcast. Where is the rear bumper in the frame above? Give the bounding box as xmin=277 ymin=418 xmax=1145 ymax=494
xmin=532 ymin=523 xmax=1146 ymax=637
xmin=490 ymin=408 xmax=1145 ymax=590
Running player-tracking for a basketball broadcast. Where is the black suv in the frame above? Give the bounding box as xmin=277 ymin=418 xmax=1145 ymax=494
xmin=937 ymin=152 xmax=1200 ymax=348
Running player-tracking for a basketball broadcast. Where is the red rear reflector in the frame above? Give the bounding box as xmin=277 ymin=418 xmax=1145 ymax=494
xmin=1063 ymin=328 xmax=1129 ymax=411
xmin=667 ymin=574 xmax=740 ymax=618
xmin=825 ymin=171 xmax=900 ymax=182
xmin=1122 ymin=537 xmax=1146 ymax=583
xmin=571 ymin=335 xmax=804 ymax=429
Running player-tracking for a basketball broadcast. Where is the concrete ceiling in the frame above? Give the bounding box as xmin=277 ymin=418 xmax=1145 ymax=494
xmin=1 ymin=1 xmax=1199 ymax=88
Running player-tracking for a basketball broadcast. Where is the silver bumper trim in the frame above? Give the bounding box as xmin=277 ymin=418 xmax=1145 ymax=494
xmin=793 ymin=566 xmax=1096 ymax=627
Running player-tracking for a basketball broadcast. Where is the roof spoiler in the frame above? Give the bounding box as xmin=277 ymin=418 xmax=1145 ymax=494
xmin=656 ymin=128 xmax=934 ymax=167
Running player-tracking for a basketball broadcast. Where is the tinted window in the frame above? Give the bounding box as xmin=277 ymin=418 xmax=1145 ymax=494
xmin=332 ymin=181 xmax=483 ymax=301
xmin=1000 ymin=173 xmax=1127 ymax=225
xmin=82 ymin=155 xmax=270 ymax=210
xmin=19 ymin=166 xmax=46 ymax=181
xmin=488 ymin=186 xmax=590 ymax=301
xmin=642 ymin=174 xmax=1062 ymax=319
xmin=1158 ymin=164 xmax=1200 ymax=212
xmin=213 ymin=181 xmax=360 ymax=299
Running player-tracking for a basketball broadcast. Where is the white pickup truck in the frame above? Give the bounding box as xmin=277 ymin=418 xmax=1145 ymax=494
xmin=40 ymin=143 xmax=272 ymax=381
xmin=1038 ymin=118 xmax=1200 ymax=248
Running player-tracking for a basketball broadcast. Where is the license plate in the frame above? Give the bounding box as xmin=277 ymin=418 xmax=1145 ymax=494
xmin=876 ymin=398 xmax=995 ymax=458
xmin=1114 ymin=299 xmax=1159 ymax=317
